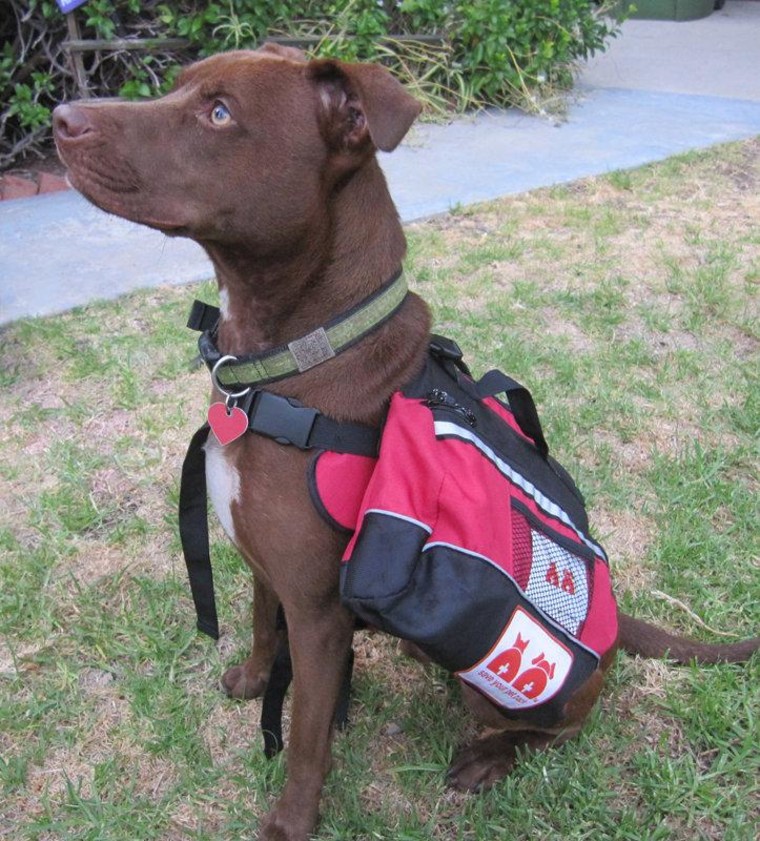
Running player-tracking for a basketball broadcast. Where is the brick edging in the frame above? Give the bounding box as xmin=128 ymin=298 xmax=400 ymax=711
xmin=0 ymin=172 xmax=71 ymax=201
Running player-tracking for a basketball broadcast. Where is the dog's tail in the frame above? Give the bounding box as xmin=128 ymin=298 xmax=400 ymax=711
xmin=617 ymin=611 xmax=760 ymax=665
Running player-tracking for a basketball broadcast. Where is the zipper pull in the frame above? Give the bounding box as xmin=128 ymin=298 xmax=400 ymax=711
xmin=426 ymin=390 xmax=477 ymax=426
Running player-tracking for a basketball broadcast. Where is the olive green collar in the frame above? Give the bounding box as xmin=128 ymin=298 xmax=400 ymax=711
xmin=188 ymin=271 xmax=408 ymax=393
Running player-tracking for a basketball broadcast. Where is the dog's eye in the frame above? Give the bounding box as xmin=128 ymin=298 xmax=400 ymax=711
xmin=210 ymin=102 xmax=232 ymax=126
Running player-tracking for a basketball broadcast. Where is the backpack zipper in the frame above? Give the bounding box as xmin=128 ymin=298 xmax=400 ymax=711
xmin=426 ymin=389 xmax=477 ymax=427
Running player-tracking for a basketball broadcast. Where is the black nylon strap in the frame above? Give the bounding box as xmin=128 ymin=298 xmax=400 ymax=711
xmin=241 ymin=389 xmax=379 ymax=456
xmin=178 ymin=425 xmax=220 ymax=639
xmin=334 ymin=647 xmax=355 ymax=732
xmin=475 ymin=369 xmax=549 ymax=460
xmin=261 ymin=634 xmax=293 ymax=759
xmin=260 ymin=627 xmax=355 ymax=759
xmin=310 ymin=415 xmax=378 ymax=455
xmin=429 ymin=333 xmax=471 ymax=376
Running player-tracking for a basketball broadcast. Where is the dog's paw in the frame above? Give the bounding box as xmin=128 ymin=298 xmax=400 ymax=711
xmin=221 ymin=662 xmax=268 ymax=700
xmin=446 ymin=736 xmax=517 ymax=792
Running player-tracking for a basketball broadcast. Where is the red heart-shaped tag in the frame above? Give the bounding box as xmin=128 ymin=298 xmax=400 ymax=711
xmin=208 ymin=402 xmax=249 ymax=446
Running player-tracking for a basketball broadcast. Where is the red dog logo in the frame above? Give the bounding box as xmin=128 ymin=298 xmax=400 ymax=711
xmin=512 ymin=652 xmax=556 ymax=699
xmin=486 ymin=632 xmax=529 ymax=683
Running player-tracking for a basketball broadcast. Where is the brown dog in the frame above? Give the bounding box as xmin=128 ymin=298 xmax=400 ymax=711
xmin=53 ymin=46 xmax=759 ymax=841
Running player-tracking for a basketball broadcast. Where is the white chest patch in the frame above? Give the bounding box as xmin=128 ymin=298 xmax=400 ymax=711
xmin=218 ymin=287 xmax=230 ymax=323
xmin=204 ymin=438 xmax=241 ymax=544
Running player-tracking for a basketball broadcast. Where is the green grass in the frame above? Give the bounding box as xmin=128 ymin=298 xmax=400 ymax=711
xmin=1 ymin=138 xmax=759 ymax=840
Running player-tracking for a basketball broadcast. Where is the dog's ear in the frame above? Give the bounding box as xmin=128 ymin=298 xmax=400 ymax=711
xmin=309 ymin=60 xmax=421 ymax=153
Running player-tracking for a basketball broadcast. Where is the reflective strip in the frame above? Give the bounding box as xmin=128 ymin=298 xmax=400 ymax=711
xmin=363 ymin=508 xmax=433 ymax=534
xmin=433 ymin=420 xmax=607 ymax=562
xmin=424 ymin=540 xmax=494 ymax=566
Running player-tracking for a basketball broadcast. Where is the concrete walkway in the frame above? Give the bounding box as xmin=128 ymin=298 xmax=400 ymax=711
xmin=2 ymin=1 xmax=759 ymax=325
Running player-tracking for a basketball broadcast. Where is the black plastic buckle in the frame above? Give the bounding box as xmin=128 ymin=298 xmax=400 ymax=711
xmin=187 ymin=300 xmax=220 ymax=333
xmin=247 ymin=391 xmax=318 ymax=449
xmin=429 ymin=334 xmax=470 ymax=376
xmin=429 ymin=334 xmax=464 ymax=362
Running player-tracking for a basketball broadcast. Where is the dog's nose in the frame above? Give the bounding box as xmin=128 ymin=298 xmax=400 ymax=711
xmin=52 ymin=104 xmax=94 ymax=140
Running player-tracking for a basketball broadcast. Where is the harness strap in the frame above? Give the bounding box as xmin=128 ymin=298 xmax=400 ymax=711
xmin=429 ymin=335 xmax=549 ymax=460
xmin=239 ymin=389 xmax=379 ymax=454
xmin=261 ymin=630 xmax=293 ymax=759
xmin=178 ymin=425 xmax=219 ymax=639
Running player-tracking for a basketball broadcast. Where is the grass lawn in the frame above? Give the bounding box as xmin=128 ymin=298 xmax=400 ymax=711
xmin=1 ymin=138 xmax=758 ymax=840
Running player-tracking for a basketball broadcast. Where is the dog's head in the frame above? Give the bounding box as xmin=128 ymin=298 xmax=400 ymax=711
xmin=53 ymin=45 xmax=420 ymax=247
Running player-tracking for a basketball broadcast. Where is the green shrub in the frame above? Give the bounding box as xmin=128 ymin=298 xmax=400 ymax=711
xmin=451 ymin=0 xmax=619 ymax=103
xmin=1 ymin=0 xmax=181 ymax=168
xmin=1 ymin=1 xmax=623 ymax=170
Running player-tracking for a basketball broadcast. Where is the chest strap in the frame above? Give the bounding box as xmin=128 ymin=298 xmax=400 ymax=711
xmin=238 ymin=388 xmax=379 ymax=452
xmin=179 ymin=425 xmax=218 ymax=638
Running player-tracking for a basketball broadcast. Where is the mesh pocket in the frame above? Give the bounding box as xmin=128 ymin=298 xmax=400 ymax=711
xmin=512 ymin=508 xmax=592 ymax=636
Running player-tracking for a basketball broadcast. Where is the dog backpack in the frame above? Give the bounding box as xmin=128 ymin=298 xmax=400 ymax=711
xmin=339 ymin=337 xmax=618 ymax=726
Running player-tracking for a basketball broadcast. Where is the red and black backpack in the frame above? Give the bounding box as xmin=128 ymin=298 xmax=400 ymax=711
xmin=333 ymin=337 xmax=618 ymax=726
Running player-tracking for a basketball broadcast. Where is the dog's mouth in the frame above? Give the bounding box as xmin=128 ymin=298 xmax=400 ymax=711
xmin=60 ymin=157 xmax=190 ymax=234
xmin=150 ymin=221 xmax=190 ymax=237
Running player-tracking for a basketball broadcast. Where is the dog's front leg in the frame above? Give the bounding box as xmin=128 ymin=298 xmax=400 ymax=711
xmin=258 ymin=601 xmax=354 ymax=841
xmin=222 ymin=574 xmax=281 ymax=700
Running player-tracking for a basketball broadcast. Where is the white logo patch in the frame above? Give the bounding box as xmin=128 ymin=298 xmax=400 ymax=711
xmin=458 ymin=607 xmax=574 ymax=710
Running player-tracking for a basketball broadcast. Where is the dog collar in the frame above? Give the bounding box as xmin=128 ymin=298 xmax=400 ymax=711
xmin=188 ymin=270 xmax=408 ymax=391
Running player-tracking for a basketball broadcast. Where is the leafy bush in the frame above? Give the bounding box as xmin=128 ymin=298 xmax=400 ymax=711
xmin=1 ymin=0 xmax=183 ymax=168
xmin=453 ymin=0 xmax=619 ymax=101
xmin=1 ymin=1 xmax=623 ymax=170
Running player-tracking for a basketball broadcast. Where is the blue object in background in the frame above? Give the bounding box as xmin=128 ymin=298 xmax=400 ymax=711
xmin=56 ymin=0 xmax=89 ymax=13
